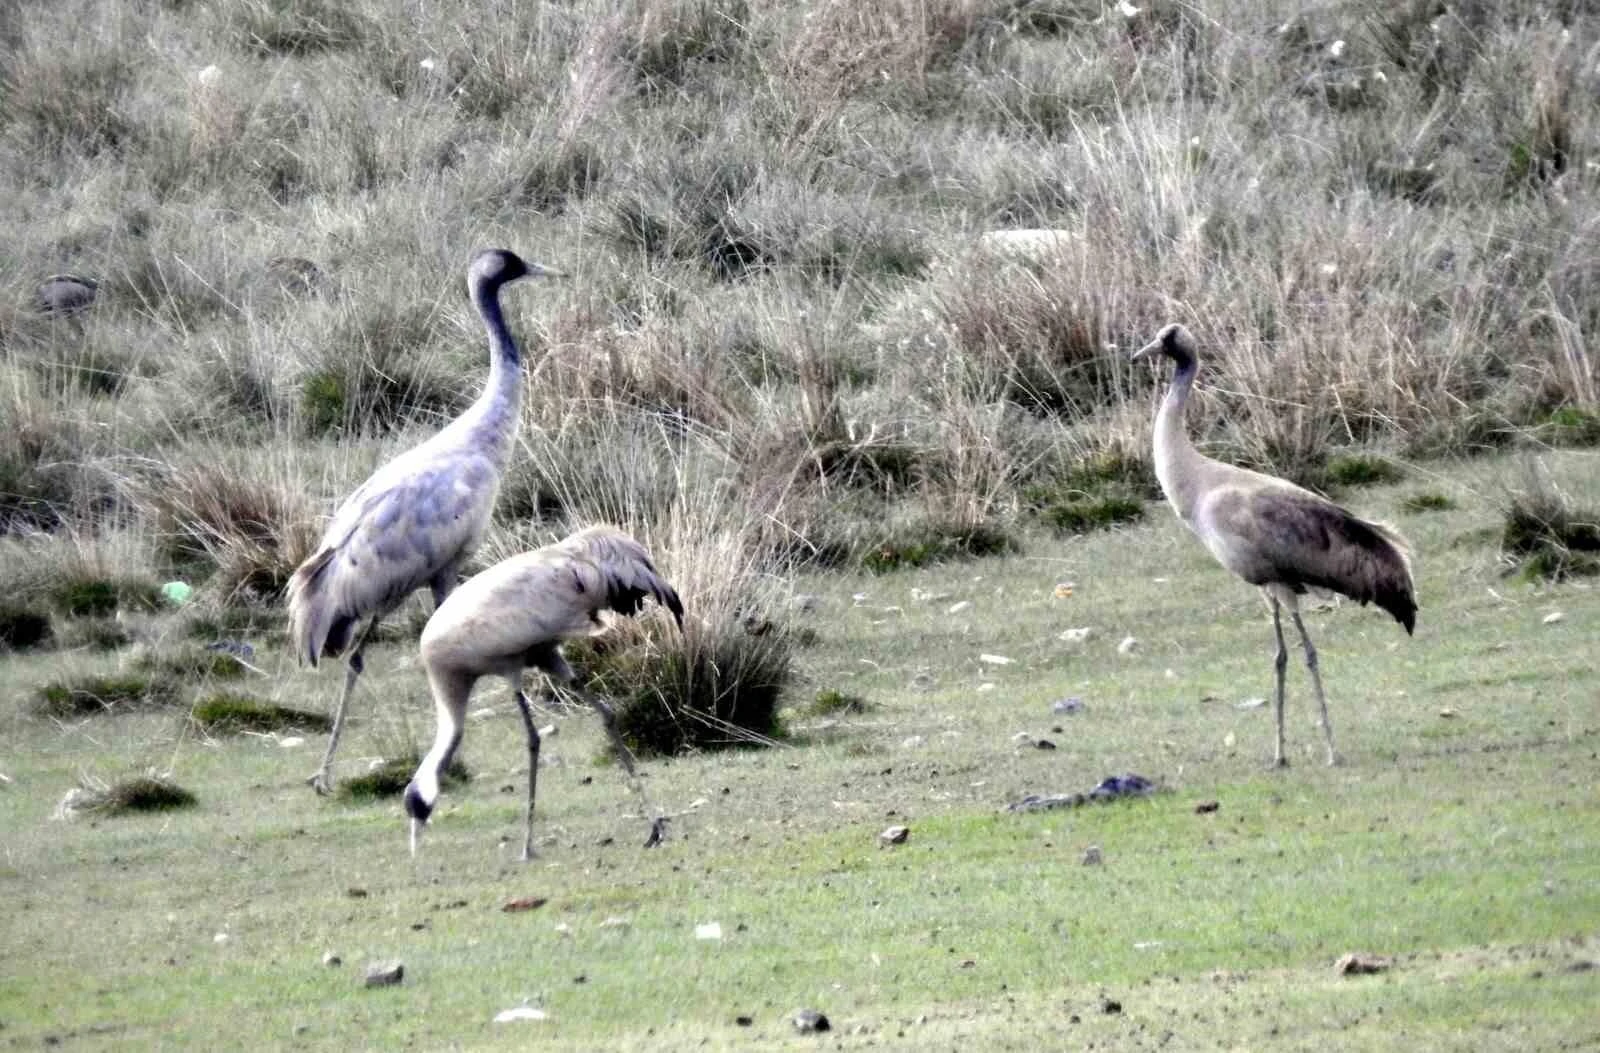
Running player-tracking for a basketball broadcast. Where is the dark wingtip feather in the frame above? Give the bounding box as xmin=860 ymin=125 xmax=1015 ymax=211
xmin=663 ymin=588 xmax=685 ymax=630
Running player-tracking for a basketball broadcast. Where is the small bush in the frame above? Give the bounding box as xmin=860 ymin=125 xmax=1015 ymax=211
xmin=1401 ymin=492 xmax=1457 ymax=514
xmin=0 ymin=603 xmax=53 ymax=651
xmin=35 ymin=674 xmax=179 ymax=718
xmin=861 ymin=519 xmax=1014 ymax=573
xmin=191 ymin=692 xmax=331 ymax=734
xmin=1324 ymin=453 xmax=1405 ymax=488
xmin=339 ymin=754 xmax=468 ymax=801
xmin=1500 ymin=462 xmax=1600 ymax=580
xmin=227 ymin=0 xmax=371 ymax=57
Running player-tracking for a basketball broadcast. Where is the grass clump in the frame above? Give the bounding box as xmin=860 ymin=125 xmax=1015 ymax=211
xmin=132 ymin=645 xmax=249 ymax=681
xmin=191 ymin=692 xmax=331 ymax=734
xmin=35 ymin=674 xmax=179 ymax=718
xmin=1401 ymin=492 xmax=1457 ymax=514
xmin=339 ymin=754 xmax=468 ymax=801
xmin=1500 ymin=461 xmax=1600 ymax=580
xmin=860 ymin=519 xmax=1014 ymax=573
xmin=51 ymin=576 xmax=161 ymax=618
xmin=1538 ymin=406 xmax=1600 ymax=447
xmin=803 ymin=688 xmax=870 ymax=717
xmin=59 ymin=774 xmax=197 ymax=818
xmin=1324 ymin=453 xmax=1406 ymax=488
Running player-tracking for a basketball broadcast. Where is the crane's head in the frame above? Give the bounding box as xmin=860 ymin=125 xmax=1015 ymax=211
xmin=1130 ymin=322 xmax=1198 ymax=372
xmin=402 ymin=776 xmax=436 ymax=857
xmin=469 ymin=248 xmax=564 ymax=291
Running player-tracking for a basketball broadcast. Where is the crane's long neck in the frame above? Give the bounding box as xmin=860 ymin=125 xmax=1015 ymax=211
xmin=1152 ymin=357 xmax=1206 ymax=523
xmin=460 ymin=277 xmax=524 ymax=464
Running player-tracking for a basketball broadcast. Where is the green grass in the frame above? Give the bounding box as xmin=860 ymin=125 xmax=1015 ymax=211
xmin=190 ymin=692 xmax=332 ymax=734
xmin=1 ymin=455 xmax=1596 ymax=1049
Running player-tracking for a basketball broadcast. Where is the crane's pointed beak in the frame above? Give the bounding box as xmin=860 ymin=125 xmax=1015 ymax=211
xmin=409 ymin=816 xmax=423 ymax=857
xmin=1130 ymin=337 xmax=1161 ymax=363
xmin=528 ymin=262 xmax=566 ymax=279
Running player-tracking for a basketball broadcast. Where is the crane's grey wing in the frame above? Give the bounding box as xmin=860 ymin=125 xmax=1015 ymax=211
xmin=288 ymin=449 xmax=503 ymax=663
xmin=1206 ymin=487 xmax=1416 ymax=631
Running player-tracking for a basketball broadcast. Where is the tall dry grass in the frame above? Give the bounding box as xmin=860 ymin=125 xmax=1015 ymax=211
xmin=3 ymin=0 xmax=1599 ymax=628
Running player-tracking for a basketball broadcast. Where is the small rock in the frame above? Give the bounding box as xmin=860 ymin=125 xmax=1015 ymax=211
xmin=538 ymin=724 xmax=557 ymax=738
xmin=978 ymin=653 xmax=1012 ymax=665
xmin=1058 ymin=627 xmax=1093 ymax=645
xmin=1012 ymin=731 xmax=1036 ymax=746
xmin=493 ymin=1007 xmax=547 ymax=1023
xmin=1335 ymin=952 xmax=1392 ymax=976
xmin=1236 ymin=697 xmax=1267 ymax=709
xmin=1438 ymin=708 xmax=1456 ymax=718
xmin=909 ymin=672 xmax=936 ymax=692
xmin=1052 ymin=697 xmax=1084 ymax=715
xmin=322 ymin=951 xmax=342 ymax=967
xmin=599 ymin=916 xmax=630 ymax=929
xmin=1223 ymin=731 xmax=1237 ymax=749
xmin=791 ymin=593 xmax=820 ymax=613
xmin=1542 ymin=611 xmax=1565 ymax=625
xmin=736 ymin=1015 xmax=754 ymax=1026
xmin=1117 ymin=636 xmax=1139 ymax=655
xmin=901 ymin=735 xmax=925 ymax=749
xmin=346 ymin=887 xmax=369 ymax=898
xmin=364 ymin=961 xmax=404 ymax=987
xmin=1101 ymin=996 xmax=1122 ymax=1014
xmin=947 ymin=600 xmax=974 ymax=615
xmin=35 ymin=274 xmax=98 ymax=316
xmin=213 ymin=932 xmax=229 ymax=944
xmin=879 ymin=825 xmax=910 ymax=846
xmin=278 ymin=736 xmax=305 ymax=748
xmin=1081 ymin=845 xmax=1103 ymax=866
xmin=1053 ymin=581 xmax=1075 ymax=598
xmin=1035 ymin=739 xmax=1057 ymax=751
xmin=695 ymin=922 xmax=723 ymax=940
xmin=1194 ymin=800 xmax=1220 ymax=814
xmin=502 ymin=896 xmax=548 ymax=913
xmin=792 ymin=1008 xmax=831 ymax=1033
xmin=976 ymin=682 xmax=997 ymax=693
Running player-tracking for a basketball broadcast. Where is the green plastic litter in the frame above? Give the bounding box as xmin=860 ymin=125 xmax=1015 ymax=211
xmin=160 ymin=581 xmax=194 ymax=606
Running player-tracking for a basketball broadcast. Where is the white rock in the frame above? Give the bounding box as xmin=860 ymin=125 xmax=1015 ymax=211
xmin=977 ymin=683 xmax=997 ymax=693
xmin=695 ymin=922 xmax=723 ymax=940
xmin=978 ymin=653 xmax=1014 ymax=665
xmin=494 ymin=1007 xmax=547 ymax=1023
xmin=1543 ymin=611 xmax=1565 ymax=624
xmin=599 ymin=916 xmax=630 ymax=929
xmin=1117 ymin=636 xmax=1139 ymax=655
xmin=1236 ymin=697 xmax=1267 ymax=710
xmin=1059 ymin=627 xmax=1093 ymax=645
xmin=538 ymin=724 xmax=557 ymax=738
xmin=214 ymin=932 xmax=229 ymax=944
xmin=901 ymin=735 xmax=925 ymax=749
xmin=946 ymin=600 xmax=974 ymax=615
xmin=278 ymin=737 xmax=304 ymax=748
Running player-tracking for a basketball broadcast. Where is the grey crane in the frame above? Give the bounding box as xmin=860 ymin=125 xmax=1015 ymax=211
xmin=403 ymin=524 xmax=684 ymax=861
xmin=1132 ymin=323 xmax=1417 ymax=767
xmin=287 ymin=248 xmax=559 ymax=795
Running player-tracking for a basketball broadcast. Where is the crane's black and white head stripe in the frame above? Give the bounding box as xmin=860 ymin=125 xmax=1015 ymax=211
xmin=468 ymin=248 xmax=562 ymax=293
xmin=1131 ymin=322 xmax=1199 ymax=372
xmin=403 ymin=776 xmax=436 ymax=856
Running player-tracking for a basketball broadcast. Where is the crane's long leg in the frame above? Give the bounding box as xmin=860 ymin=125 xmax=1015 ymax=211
xmin=510 ymin=673 xmax=542 ymax=863
xmin=309 ymin=617 xmax=378 ymax=795
xmin=1269 ymin=596 xmax=1290 ymax=769
xmin=562 ymin=683 xmax=666 ymax=847
xmin=1290 ymin=610 xmax=1340 ymax=767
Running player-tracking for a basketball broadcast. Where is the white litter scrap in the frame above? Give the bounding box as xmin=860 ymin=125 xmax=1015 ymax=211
xmin=494 ymin=1007 xmax=548 ymax=1023
xmin=695 ymin=922 xmax=724 ymax=941
xmin=978 ymin=653 xmax=1014 ymax=665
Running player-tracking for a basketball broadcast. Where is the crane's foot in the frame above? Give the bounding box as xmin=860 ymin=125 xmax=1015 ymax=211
xmin=644 ymin=816 xmax=668 ymax=849
xmin=306 ymin=771 xmax=335 ymax=796
xmin=1325 ymin=751 xmax=1344 ymax=768
xmin=1268 ymin=756 xmax=1290 ymax=771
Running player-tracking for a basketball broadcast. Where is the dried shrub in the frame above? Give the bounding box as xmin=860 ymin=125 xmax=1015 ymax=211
xmin=59 ymin=774 xmax=197 ymax=817
xmin=1500 ymin=460 xmax=1600 ymax=580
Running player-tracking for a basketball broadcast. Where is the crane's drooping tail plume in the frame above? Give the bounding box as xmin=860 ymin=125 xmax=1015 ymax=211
xmin=403 ymin=525 xmax=683 ymax=861
xmin=285 ymin=248 xmax=560 ymax=795
xmin=1132 ymin=322 xmax=1417 ymax=767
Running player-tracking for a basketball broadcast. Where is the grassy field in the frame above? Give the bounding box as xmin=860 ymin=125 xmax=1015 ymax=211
xmin=3 ymin=453 xmax=1597 ymax=1050
xmin=5 ymin=0 xmax=1600 ymax=1047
